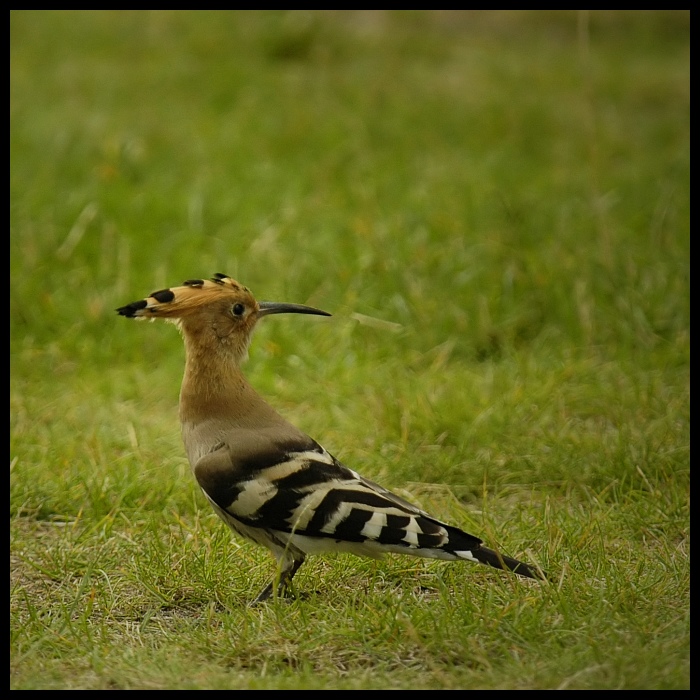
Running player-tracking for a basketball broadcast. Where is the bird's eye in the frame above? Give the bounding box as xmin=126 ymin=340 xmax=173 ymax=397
xmin=232 ymin=303 xmax=245 ymax=316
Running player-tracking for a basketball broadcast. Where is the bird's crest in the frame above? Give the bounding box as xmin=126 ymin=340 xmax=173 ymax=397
xmin=116 ymin=273 xmax=255 ymax=320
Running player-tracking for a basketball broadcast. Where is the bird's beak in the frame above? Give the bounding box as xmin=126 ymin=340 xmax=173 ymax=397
xmin=258 ymin=301 xmax=331 ymax=318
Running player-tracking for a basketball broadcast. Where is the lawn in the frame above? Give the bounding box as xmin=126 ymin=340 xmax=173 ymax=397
xmin=10 ymin=10 xmax=689 ymax=689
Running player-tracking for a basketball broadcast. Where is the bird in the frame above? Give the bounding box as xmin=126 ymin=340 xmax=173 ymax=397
xmin=117 ymin=273 xmax=544 ymax=603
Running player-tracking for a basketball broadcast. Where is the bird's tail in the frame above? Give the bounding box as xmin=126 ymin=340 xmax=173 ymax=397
xmin=471 ymin=545 xmax=545 ymax=580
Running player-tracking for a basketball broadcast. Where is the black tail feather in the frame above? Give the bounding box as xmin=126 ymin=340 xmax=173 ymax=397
xmin=472 ymin=545 xmax=545 ymax=580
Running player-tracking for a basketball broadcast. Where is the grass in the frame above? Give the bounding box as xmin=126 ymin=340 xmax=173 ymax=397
xmin=10 ymin=10 xmax=689 ymax=689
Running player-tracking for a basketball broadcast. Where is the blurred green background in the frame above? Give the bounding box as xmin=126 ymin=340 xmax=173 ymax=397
xmin=10 ymin=10 xmax=689 ymax=690
xmin=11 ymin=10 xmax=689 ymax=359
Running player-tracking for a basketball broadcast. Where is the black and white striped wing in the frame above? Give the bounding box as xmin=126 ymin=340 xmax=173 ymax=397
xmin=197 ymin=441 xmax=484 ymax=560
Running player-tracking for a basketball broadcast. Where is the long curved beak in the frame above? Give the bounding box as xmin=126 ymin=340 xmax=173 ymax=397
xmin=258 ymin=301 xmax=331 ymax=318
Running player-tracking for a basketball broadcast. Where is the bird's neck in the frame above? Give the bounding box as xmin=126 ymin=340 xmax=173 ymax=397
xmin=178 ymin=334 xmax=280 ymax=428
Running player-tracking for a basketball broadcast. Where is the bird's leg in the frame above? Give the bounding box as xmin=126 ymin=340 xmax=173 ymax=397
xmin=251 ymin=557 xmax=305 ymax=605
xmin=250 ymin=581 xmax=274 ymax=605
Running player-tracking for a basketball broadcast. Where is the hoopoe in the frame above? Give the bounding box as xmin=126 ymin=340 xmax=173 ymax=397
xmin=118 ymin=273 xmax=544 ymax=603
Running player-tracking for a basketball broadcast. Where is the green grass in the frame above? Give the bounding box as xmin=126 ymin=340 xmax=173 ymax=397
xmin=11 ymin=10 xmax=689 ymax=689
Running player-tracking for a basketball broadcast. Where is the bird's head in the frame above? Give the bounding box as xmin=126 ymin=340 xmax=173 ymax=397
xmin=117 ymin=273 xmax=330 ymax=363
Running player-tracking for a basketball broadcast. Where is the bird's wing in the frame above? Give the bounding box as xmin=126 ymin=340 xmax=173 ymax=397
xmin=193 ymin=440 xmax=483 ymax=554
